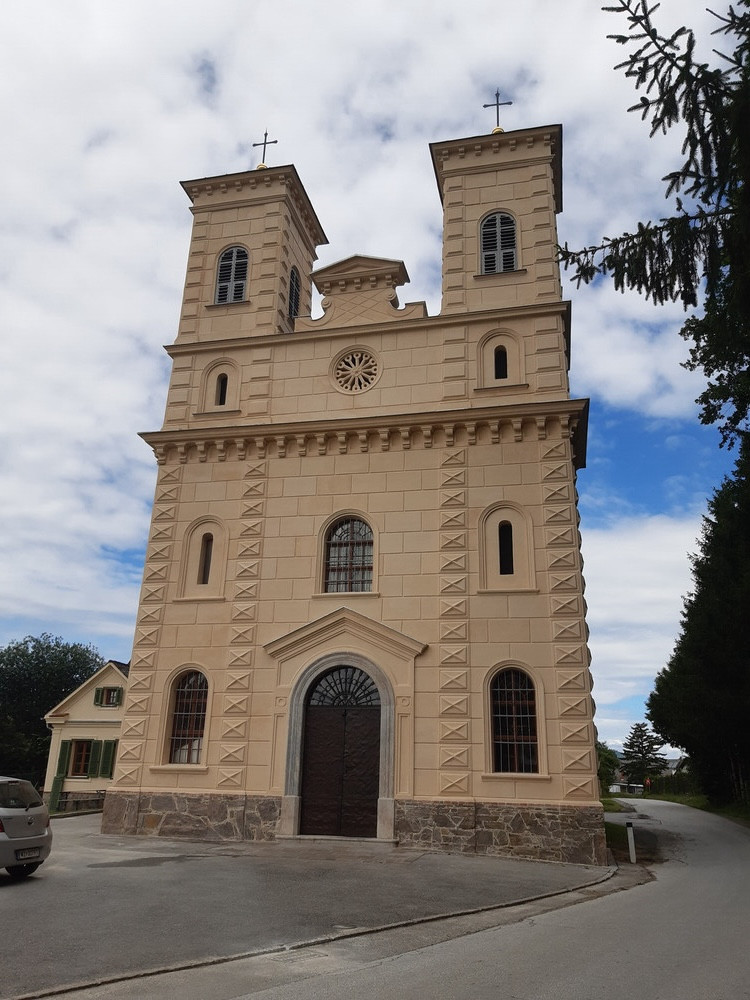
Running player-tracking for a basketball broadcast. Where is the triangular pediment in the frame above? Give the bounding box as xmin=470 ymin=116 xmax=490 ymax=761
xmin=43 ymin=661 xmax=129 ymax=720
xmin=264 ymin=607 xmax=426 ymax=662
xmin=312 ymin=255 xmax=409 ymax=293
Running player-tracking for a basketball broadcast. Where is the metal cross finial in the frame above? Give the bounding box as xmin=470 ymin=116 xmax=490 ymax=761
xmin=483 ymin=89 xmax=513 ymax=132
xmin=252 ymin=129 xmax=278 ymax=166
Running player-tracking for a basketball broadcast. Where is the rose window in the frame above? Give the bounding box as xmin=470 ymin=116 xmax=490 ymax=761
xmin=333 ymin=350 xmax=379 ymax=393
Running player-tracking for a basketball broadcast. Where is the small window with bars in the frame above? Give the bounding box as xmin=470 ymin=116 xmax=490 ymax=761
xmin=324 ymin=517 xmax=373 ymax=593
xmin=215 ymin=246 xmax=249 ymax=304
xmin=490 ymin=668 xmax=538 ymax=773
xmin=168 ymin=671 xmax=209 ymax=764
xmin=480 ymin=213 xmax=517 ymax=274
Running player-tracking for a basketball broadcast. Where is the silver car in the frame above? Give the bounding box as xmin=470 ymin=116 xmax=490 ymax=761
xmin=0 ymin=776 xmax=53 ymax=879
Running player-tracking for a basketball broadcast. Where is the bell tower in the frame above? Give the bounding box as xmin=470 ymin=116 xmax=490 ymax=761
xmin=176 ymin=164 xmax=327 ymax=346
xmin=431 ymin=124 xmax=563 ymax=314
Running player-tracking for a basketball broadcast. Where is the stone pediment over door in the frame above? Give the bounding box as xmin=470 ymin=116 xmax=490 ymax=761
xmin=264 ymin=606 xmax=427 ymax=691
xmin=294 ymin=255 xmax=427 ymax=330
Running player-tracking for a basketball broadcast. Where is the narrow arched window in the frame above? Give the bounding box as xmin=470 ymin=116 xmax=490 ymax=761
xmin=499 ymin=522 xmax=514 ymax=575
xmin=215 ymin=373 xmax=228 ymax=406
xmin=197 ymin=533 xmax=213 ymax=585
xmin=481 ymin=213 xmax=516 ymax=274
xmin=494 ymin=345 xmax=508 ymax=380
xmin=324 ymin=517 xmax=373 ymax=593
xmin=288 ymin=266 xmax=301 ymax=320
xmin=491 ymin=668 xmax=538 ymax=773
xmin=215 ymin=246 xmax=248 ymax=304
xmin=168 ymin=671 xmax=208 ymax=764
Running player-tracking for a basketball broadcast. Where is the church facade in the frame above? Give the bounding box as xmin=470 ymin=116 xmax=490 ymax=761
xmin=102 ymin=121 xmax=607 ymax=865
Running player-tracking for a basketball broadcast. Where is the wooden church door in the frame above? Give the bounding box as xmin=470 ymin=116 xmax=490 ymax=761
xmin=300 ymin=666 xmax=381 ymax=837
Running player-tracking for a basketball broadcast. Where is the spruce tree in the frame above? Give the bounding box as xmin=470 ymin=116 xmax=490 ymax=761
xmin=558 ymin=1 xmax=750 ymax=445
xmin=620 ymin=722 xmax=668 ymax=785
xmin=647 ymin=435 xmax=750 ymax=804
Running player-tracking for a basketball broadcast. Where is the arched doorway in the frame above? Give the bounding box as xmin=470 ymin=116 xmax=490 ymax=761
xmin=299 ymin=665 xmax=381 ymax=837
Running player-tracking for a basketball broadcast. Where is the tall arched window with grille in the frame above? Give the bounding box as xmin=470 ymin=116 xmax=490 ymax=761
xmin=480 ymin=213 xmax=517 ymax=274
xmin=324 ymin=517 xmax=373 ymax=593
xmin=490 ymin=668 xmax=538 ymax=773
xmin=288 ymin=266 xmax=301 ymax=320
xmin=168 ymin=671 xmax=209 ymax=764
xmin=215 ymin=246 xmax=249 ymax=303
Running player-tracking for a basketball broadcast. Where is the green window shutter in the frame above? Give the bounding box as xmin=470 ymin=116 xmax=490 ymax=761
xmin=88 ymin=741 xmax=102 ymax=778
xmin=94 ymin=687 xmax=103 ymax=706
xmin=49 ymin=775 xmax=64 ymax=813
xmin=113 ymin=687 xmax=123 ymax=707
xmin=56 ymin=740 xmax=72 ymax=777
xmin=100 ymin=740 xmax=118 ymax=778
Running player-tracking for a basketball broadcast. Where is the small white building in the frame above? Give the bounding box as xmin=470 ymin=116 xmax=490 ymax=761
xmin=43 ymin=661 xmax=129 ymax=812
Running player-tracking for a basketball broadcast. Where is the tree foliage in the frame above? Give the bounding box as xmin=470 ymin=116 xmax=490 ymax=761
xmin=647 ymin=435 xmax=750 ymax=804
xmin=596 ymin=740 xmax=621 ymax=793
xmin=558 ymin=1 xmax=750 ymax=445
xmin=0 ymin=634 xmax=104 ymax=783
xmin=620 ymin=722 xmax=668 ymax=784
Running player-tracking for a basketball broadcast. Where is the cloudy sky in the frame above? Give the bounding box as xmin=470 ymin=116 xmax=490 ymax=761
xmin=0 ymin=1 xmax=734 ymax=751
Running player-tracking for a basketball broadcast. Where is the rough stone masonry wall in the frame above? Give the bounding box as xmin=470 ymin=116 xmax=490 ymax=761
xmin=102 ymin=791 xmax=281 ymax=842
xmin=103 ymin=790 xmax=606 ymax=865
xmin=395 ymin=800 xmax=607 ymax=865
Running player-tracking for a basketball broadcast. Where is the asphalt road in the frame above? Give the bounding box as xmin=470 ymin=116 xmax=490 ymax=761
xmin=219 ymin=799 xmax=750 ymax=1000
xmin=23 ymin=799 xmax=749 ymax=1000
xmin=2 ymin=812 xmax=611 ymax=999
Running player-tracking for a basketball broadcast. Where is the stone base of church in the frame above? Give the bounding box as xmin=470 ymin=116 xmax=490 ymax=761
xmin=102 ymin=791 xmax=606 ymax=865
xmin=101 ymin=790 xmax=281 ymax=842
xmin=394 ymin=799 xmax=608 ymax=866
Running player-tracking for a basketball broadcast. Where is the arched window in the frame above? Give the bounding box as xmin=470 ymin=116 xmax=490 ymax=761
xmin=215 ymin=373 xmax=228 ymax=406
xmin=288 ymin=266 xmax=301 ymax=320
xmin=179 ymin=518 xmax=226 ymax=598
xmin=197 ymin=533 xmax=213 ymax=585
xmin=481 ymin=213 xmax=516 ymax=274
xmin=490 ymin=668 xmax=538 ymax=773
xmin=215 ymin=246 xmax=248 ymax=304
xmin=168 ymin=671 xmax=208 ymax=764
xmin=324 ymin=517 xmax=373 ymax=593
xmin=498 ymin=522 xmax=514 ymax=575
xmin=494 ymin=345 xmax=508 ymax=380
xmin=479 ymin=503 xmax=534 ymax=591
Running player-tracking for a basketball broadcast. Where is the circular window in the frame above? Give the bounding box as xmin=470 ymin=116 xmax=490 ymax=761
xmin=332 ymin=349 xmax=380 ymax=393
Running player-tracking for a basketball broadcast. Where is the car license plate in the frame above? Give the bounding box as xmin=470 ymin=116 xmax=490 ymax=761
xmin=16 ymin=848 xmax=40 ymax=860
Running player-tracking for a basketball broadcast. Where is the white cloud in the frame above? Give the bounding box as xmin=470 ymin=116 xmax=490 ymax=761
xmin=0 ymin=0 xmax=723 ymax=756
xmin=582 ymin=513 xmax=701 ymax=707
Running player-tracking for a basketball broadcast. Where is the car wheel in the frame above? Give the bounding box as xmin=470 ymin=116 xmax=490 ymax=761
xmin=5 ymin=863 xmax=41 ymax=879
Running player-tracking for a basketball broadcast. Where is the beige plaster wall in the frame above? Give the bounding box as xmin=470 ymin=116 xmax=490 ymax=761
xmin=111 ymin=124 xmax=599 ymax=827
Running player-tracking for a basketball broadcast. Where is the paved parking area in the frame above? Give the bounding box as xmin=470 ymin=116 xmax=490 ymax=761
xmin=4 ymin=813 xmax=616 ymax=999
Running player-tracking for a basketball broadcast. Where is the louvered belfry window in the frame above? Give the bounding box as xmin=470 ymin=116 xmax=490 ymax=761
xmin=324 ymin=517 xmax=373 ymax=593
xmin=491 ymin=668 xmax=538 ymax=773
xmin=215 ymin=246 xmax=249 ymax=304
xmin=168 ymin=671 xmax=209 ymax=764
xmin=288 ymin=266 xmax=301 ymax=320
xmin=481 ymin=213 xmax=517 ymax=273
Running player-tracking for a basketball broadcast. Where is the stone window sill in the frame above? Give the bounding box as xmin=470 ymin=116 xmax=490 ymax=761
xmin=477 ymin=587 xmax=539 ymax=595
xmin=312 ymin=591 xmax=381 ymax=598
xmin=473 ymin=383 xmax=529 ymax=394
xmin=173 ymin=595 xmax=227 ymax=603
xmin=480 ymin=771 xmax=551 ymax=781
xmin=192 ymin=408 xmax=242 ymax=418
xmin=149 ymin=765 xmax=210 ymax=774
xmin=473 ymin=268 xmax=528 ymax=280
